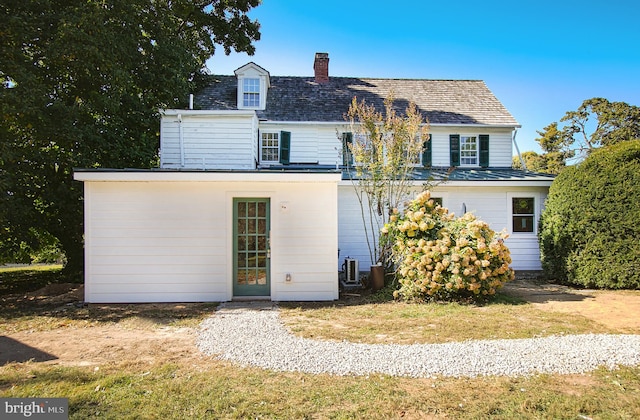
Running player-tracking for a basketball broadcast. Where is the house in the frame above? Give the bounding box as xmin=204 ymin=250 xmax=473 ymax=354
xmin=74 ymin=53 xmax=554 ymax=303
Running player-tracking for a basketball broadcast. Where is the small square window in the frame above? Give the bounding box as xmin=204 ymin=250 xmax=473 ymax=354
xmin=512 ymin=197 xmax=535 ymax=233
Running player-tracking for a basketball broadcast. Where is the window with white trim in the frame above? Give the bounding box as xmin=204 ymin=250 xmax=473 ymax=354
xmin=450 ymin=134 xmax=489 ymax=167
xmin=242 ymin=78 xmax=260 ymax=108
xmin=260 ymin=132 xmax=279 ymax=163
xmin=512 ymin=197 xmax=535 ymax=233
xmin=460 ymin=136 xmax=478 ymax=165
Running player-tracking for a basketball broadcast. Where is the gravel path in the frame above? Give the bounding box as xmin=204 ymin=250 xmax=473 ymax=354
xmin=197 ymin=302 xmax=640 ymax=378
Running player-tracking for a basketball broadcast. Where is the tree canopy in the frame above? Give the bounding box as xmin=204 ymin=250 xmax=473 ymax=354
xmin=0 ymin=0 xmax=261 ymax=274
xmin=526 ymin=98 xmax=640 ymax=172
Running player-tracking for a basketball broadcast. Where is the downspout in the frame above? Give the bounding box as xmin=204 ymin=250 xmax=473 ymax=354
xmin=512 ymin=129 xmax=526 ymax=171
xmin=178 ymin=113 xmax=185 ymax=167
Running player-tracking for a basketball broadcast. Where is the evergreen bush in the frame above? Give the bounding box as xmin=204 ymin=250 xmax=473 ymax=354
xmin=539 ymin=140 xmax=640 ymax=288
xmin=382 ymin=191 xmax=514 ymax=302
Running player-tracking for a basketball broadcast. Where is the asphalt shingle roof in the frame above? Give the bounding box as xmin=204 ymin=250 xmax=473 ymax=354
xmin=195 ymin=75 xmax=519 ymax=126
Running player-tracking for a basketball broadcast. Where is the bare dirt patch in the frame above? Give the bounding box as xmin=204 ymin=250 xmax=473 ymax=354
xmin=2 ymin=324 xmax=198 ymax=367
xmin=503 ymin=276 xmax=640 ymax=333
xmin=0 ymin=283 xmax=215 ymax=368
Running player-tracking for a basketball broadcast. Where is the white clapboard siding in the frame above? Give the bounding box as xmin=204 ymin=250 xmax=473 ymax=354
xmin=431 ymin=132 xmax=452 ymax=168
xmin=161 ymin=113 xmax=515 ymax=171
xmin=337 ymin=184 xmax=547 ymax=271
xmin=270 ymin=181 xmax=339 ymax=300
xmin=79 ymin=172 xmax=340 ymax=303
xmin=160 ymin=111 xmax=258 ymax=170
xmin=338 ymin=186 xmax=383 ymax=268
xmin=430 ymin=127 xmax=514 ymax=167
xmin=317 ymin=125 xmax=345 ymax=165
xmin=488 ymin=131 xmax=514 ymax=167
xmin=260 ymin=124 xmax=320 ymax=164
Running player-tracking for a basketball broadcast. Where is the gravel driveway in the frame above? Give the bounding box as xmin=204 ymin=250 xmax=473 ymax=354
xmin=197 ymin=302 xmax=640 ymax=378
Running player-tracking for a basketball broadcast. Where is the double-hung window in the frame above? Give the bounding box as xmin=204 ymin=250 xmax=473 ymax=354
xmin=450 ymin=134 xmax=490 ymax=167
xmin=243 ymin=78 xmax=260 ymax=108
xmin=260 ymin=131 xmax=291 ymax=165
xmin=261 ymin=132 xmax=279 ymax=163
xmin=460 ymin=136 xmax=478 ymax=165
xmin=511 ymin=197 xmax=535 ymax=233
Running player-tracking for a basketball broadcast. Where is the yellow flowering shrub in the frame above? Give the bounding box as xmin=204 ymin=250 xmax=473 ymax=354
xmin=382 ymin=191 xmax=515 ymax=302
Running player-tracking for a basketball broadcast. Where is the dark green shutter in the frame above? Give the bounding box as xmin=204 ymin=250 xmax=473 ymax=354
xmin=342 ymin=132 xmax=353 ymax=166
xmin=279 ymin=131 xmax=291 ymax=164
xmin=479 ymin=134 xmax=490 ymax=168
xmin=449 ymin=134 xmax=460 ymax=167
xmin=422 ymin=134 xmax=432 ymax=167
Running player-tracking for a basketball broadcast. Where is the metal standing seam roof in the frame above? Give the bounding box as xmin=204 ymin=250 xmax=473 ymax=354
xmin=342 ymin=167 xmax=555 ymax=182
xmin=260 ymin=165 xmax=555 ymax=183
xmin=195 ymin=75 xmax=520 ymax=126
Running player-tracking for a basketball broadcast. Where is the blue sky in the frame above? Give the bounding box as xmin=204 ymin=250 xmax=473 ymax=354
xmin=207 ymin=0 xmax=640 ymax=154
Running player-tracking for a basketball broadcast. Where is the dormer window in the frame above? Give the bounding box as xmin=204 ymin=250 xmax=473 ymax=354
xmin=243 ymin=78 xmax=260 ymax=107
xmin=234 ymin=62 xmax=270 ymax=110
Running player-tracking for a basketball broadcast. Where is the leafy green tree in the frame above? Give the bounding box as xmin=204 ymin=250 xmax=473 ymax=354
xmin=512 ymin=151 xmax=545 ymax=172
xmin=534 ymin=122 xmax=574 ymax=173
xmin=513 ymin=123 xmax=573 ymax=174
xmin=513 ymin=122 xmax=575 ymax=174
xmin=539 ymin=140 xmax=640 ymax=289
xmin=561 ymin=98 xmax=640 ymax=153
xmin=0 ymin=0 xmax=261 ymax=275
xmin=526 ymin=99 xmax=640 ymax=171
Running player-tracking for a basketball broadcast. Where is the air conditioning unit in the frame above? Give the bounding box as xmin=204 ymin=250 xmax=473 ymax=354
xmin=344 ymin=258 xmax=359 ymax=284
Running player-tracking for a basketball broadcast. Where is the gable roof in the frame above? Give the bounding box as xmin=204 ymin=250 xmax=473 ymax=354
xmin=195 ymin=75 xmax=519 ymax=126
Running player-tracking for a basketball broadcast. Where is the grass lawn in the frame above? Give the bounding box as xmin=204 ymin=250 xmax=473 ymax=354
xmin=1 ymin=266 xmax=640 ymax=419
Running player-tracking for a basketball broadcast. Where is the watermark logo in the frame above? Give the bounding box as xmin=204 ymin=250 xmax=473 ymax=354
xmin=1 ymin=398 xmax=68 ymax=419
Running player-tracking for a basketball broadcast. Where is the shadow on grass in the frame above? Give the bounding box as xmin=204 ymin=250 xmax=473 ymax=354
xmin=0 ymin=336 xmax=58 ymax=365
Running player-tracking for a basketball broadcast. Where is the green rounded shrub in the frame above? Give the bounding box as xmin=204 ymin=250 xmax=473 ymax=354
xmin=382 ymin=191 xmax=514 ymax=302
xmin=539 ymin=140 xmax=640 ymax=288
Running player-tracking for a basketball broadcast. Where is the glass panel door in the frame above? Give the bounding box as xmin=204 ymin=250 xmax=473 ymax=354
xmin=233 ymin=198 xmax=270 ymax=296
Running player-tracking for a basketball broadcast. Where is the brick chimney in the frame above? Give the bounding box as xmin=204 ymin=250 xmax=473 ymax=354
xmin=314 ymin=52 xmax=329 ymax=83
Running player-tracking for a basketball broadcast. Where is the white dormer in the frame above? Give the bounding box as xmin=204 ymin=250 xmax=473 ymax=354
xmin=234 ymin=62 xmax=270 ymax=110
